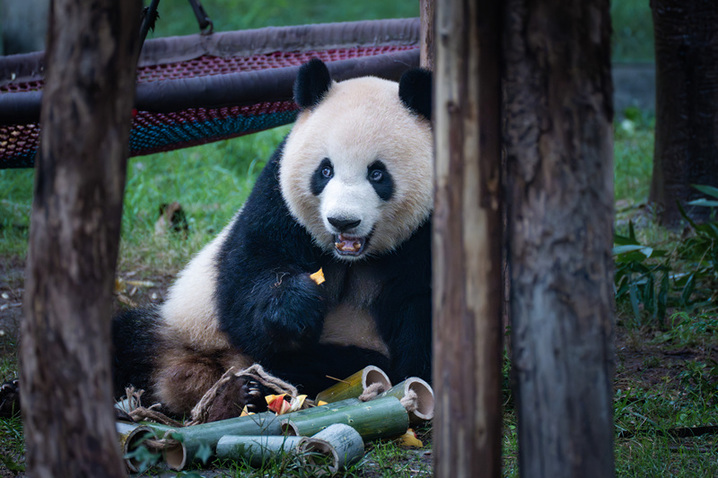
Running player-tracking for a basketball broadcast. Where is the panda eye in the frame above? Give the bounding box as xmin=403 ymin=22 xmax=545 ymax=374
xmin=369 ymin=169 xmax=383 ymax=182
xmin=321 ymin=166 xmax=333 ymax=178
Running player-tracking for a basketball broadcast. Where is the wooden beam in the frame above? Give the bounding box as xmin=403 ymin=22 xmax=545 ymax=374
xmin=19 ymin=0 xmax=142 ymax=476
xmin=433 ymin=0 xmax=503 ymax=477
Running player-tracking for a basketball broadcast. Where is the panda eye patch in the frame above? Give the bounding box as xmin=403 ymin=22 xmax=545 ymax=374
xmin=311 ymin=158 xmax=334 ymax=196
xmin=367 ymin=160 xmax=394 ymax=201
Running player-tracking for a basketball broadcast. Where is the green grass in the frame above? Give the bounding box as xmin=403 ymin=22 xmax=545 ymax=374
xmin=146 ymin=0 xmax=418 ymax=38
xmin=614 ymin=109 xmax=655 ymax=205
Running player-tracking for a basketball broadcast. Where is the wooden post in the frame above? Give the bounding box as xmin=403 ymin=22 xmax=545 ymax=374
xmin=503 ymin=0 xmax=616 ymax=476
xmin=419 ymin=0 xmax=435 ymax=70
xmin=433 ymin=0 xmax=503 ymax=477
xmin=19 ymin=0 xmax=142 ymax=476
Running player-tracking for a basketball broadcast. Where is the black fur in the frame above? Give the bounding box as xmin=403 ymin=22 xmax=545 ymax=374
xmin=367 ymin=160 xmax=394 ymax=201
xmin=111 ymin=307 xmax=162 ymax=400
xmin=215 ymin=141 xmax=328 ymax=362
xmin=310 ymin=158 xmax=333 ymax=195
xmin=399 ymin=68 xmax=433 ymax=121
xmin=294 ymin=58 xmax=332 ymax=109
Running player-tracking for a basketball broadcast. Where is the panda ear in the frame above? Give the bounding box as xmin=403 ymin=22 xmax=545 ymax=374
xmin=399 ymin=68 xmax=433 ymax=121
xmin=294 ymin=59 xmax=332 ymax=109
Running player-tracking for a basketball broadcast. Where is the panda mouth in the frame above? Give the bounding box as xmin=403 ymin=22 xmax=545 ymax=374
xmin=334 ymin=233 xmax=368 ymax=257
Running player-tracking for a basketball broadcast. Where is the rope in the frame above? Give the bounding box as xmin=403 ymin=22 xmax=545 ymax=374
xmin=187 ymin=364 xmax=299 ymax=425
xmin=358 ymin=382 xmax=388 ymax=402
xmin=120 ymin=387 xmax=184 ymax=428
xmin=399 ymin=389 xmax=419 ymax=413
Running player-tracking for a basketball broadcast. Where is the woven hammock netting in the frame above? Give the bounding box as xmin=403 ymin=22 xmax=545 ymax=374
xmin=0 ymin=18 xmax=420 ymax=169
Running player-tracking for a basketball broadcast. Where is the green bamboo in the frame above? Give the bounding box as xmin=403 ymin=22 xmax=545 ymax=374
xmin=376 ymin=377 xmax=435 ymax=423
xmin=281 ymin=396 xmax=409 ymax=441
xmin=299 ymin=423 xmax=365 ymax=475
xmin=161 ymin=397 xmax=377 ymax=470
xmin=215 ymin=435 xmax=305 ymax=466
xmin=115 ymin=421 xmax=154 ymax=473
xmin=315 ymin=365 xmax=391 ymax=403
xmin=162 ymin=412 xmax=283 ymax=470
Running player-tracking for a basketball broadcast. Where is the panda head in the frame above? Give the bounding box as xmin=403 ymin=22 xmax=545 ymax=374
xmin=280 ymin=59 xmax=433 ymax=260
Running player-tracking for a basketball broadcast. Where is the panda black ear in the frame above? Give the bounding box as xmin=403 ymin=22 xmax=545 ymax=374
xmin=399 ymin=68 xmax=432 ymax=121
xmin=294 ymin=59 xmax=332 ymax=109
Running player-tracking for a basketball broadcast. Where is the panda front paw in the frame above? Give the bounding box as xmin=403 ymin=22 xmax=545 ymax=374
xmin=260 ymin=272 xmax=326 ymax=348
xmin=0 ymin=378 xmax=20 ymax=418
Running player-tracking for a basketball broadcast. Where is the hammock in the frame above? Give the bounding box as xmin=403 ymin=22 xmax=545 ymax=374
xmin=0 ymin=18 xmax=420 ymax=169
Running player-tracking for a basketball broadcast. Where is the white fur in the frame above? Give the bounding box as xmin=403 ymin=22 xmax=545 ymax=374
xmin=159 ymin=214 xmax=239 ymax=351
xmin=279 ymin=76 xmax=434 ymax=258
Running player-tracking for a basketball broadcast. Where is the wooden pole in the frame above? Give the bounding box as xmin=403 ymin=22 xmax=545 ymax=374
xmin=419 ymin=0 xmax=435 ymax=70
xmin=433 ymin=0 xmax=503 ymax=477
xmin=503 ymin=0 xmax=615 ymax=476
xmin=19 ymin=0 xmax=142 ymax=476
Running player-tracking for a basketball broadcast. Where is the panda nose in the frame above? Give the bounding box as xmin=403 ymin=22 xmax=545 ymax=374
xmin=328 ymin=217 xmax=361 ymax=232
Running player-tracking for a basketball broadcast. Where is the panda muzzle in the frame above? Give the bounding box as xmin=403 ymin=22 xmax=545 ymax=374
xmin=334 ymin=234 xmax=366 ymax=256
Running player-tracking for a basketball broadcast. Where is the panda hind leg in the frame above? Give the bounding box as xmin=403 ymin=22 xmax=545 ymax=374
xmin=153 ymin=344 xmax=265 ymax=421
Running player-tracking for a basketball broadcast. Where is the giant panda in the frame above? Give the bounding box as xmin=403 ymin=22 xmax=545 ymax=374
xmin=112 ymin=59 xmax=434 ymax=419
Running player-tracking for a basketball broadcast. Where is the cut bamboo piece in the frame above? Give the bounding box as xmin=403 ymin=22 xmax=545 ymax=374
xmin=215 ymin=435 xmax=304 ymax=466
xmin=281 ymin=396 xmax=409 ymax=441
xmin=315 ymin=365 xmax=391 ymax=403
xmin=116 ymin=421 xmax=154 ymax=473
xmin=161 ymin=397 xmax=374 ymax=471
xmin=376 ymin=377 xmax=435 ymax=423
xmin=299 ymin=424 xmax=365 ymax=475
xmin=163 ymin=412 xmax=283 ymax=470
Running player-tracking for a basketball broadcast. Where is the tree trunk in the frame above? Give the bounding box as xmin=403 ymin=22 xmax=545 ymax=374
xmin=419 ymin=0 xmax=435 ymax=70
xmin=503 ymin=1 xmax=615 ymax=477
xmin=19 ymin=0 xmax=142 ymax=476
xmin=433 ymin=1 xmax=503 ymax=477
xmin=650 ymin=0 xmax=718 ymax=227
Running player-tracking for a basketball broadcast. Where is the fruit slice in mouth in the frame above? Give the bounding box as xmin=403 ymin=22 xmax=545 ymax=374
xmin=334 ymin=234 xmax=365 ymax=256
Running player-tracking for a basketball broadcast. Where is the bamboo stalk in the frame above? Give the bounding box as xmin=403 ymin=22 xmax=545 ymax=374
xmin=215 ymin=435 xmax=304 ymax=466
xmin=115 ymin=422 xmax=154 ymax=473
xmin=160 ymin=398 xmax=370 ymax=470
xmin=376 ymin=377 xmax=435 ymax=423
xmin=299 ymin=424 xmax=365 ymax=475
xmin=162 ymin=412 xmax=283 ymax=470
xmin=281 ymin=396 xmax=409 ymax=441
xmin=315 ymin=365 xmax=391 ymax=403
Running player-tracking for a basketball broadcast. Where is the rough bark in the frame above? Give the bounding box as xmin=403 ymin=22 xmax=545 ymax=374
xmin=503 ymin=1 xmax=615 ymax=477
xmin=433 ymin=1 xmax=503 ymax=477
xmin=420 ymin=0 xmax=435 ymax=70
xmin=19 ymin=0 xmax=142 ymax=477
xmin=650 ymin=0 xmax=718 ymax=227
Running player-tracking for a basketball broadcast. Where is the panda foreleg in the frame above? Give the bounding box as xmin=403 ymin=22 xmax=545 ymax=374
xmin=218 ymin=267 xmax=327 ymax=362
